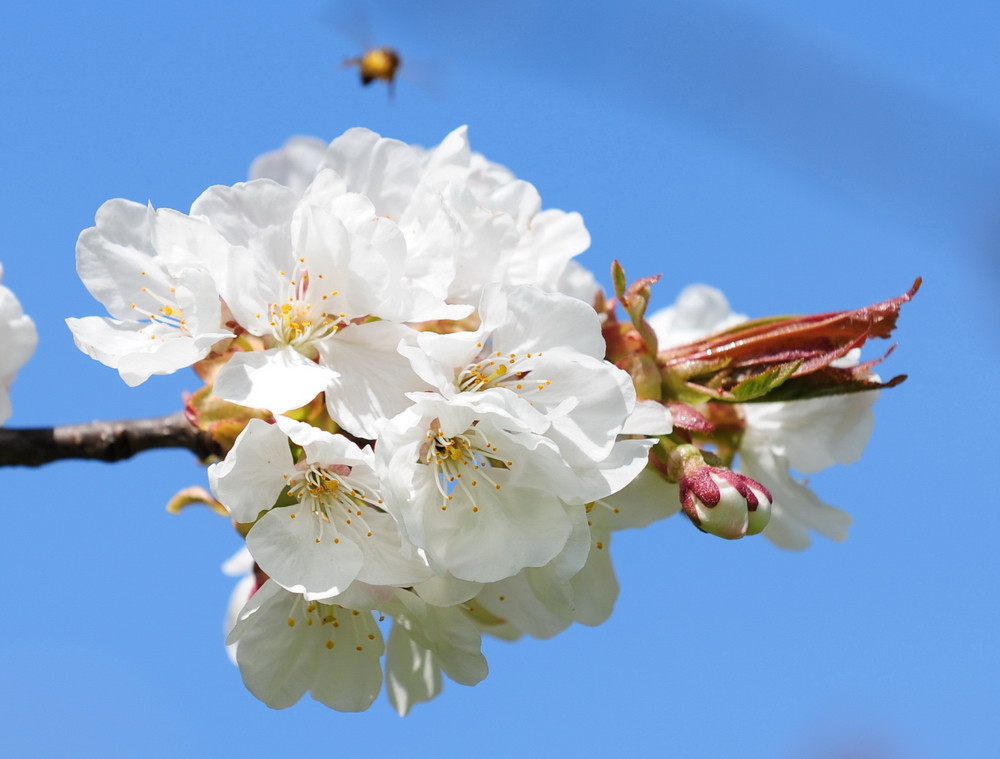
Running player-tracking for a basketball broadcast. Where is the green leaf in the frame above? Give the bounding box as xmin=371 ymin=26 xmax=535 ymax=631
xmin=730 ymin=361 xmax=802 ymax=402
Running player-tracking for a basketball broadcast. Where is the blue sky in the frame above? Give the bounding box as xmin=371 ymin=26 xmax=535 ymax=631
xmin=1 ymin=1 xmax=997 ymax=757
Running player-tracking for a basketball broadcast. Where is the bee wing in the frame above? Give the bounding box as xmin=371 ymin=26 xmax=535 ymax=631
xmin=323 ymin=0 xmax=375 ymax=51
xmin=399 ymin=57 xmax=447 ymax=100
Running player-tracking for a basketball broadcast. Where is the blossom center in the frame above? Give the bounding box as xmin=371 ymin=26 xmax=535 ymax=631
xmin=422 ymin=424 xmax=513 ymax=512
xmin=457 ymin=347 xmax=551 ymax=395
xmin=265 ymin=265 xmax=345 ymax=350
xmin=130 ymin=276 xmax=189 ymax=335
xmin=286 ymin=463 xmax=384 ymax=541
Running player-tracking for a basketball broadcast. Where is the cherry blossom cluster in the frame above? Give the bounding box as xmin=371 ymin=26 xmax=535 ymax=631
xmin=65 ymin=126 xmax=915 ymax=714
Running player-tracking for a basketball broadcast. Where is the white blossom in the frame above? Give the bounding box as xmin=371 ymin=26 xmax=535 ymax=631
xmin=66 ymin=200 xmax=234 ymax=385
xmin=377 ymin=390 xmax=595 ymax=583
xmin=249 ymin=136 xmax=326 ymax=195
xmin=0 ymin=264 xmax=37 ymax=424
xmin=210 ymin=417 xmax=431 ymax=600
xmin=227 ymin=580 xmax=385 ymax=712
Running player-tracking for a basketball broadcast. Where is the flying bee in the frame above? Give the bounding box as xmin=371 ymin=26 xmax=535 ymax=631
xmin=344 ymin=46 xmax=402 ymax=96
xmin=327 ymin=3 xmax=415 ymax=98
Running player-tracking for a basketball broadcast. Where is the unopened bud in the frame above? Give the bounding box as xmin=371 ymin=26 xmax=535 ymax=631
xmin=679 ymin=466 xmax=772 ymax=540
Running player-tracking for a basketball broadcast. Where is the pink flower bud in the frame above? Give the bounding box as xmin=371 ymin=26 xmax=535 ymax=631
xmin=680 ymin=467 xmax=772 ymax=540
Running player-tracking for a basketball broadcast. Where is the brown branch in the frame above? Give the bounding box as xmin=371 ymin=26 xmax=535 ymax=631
xmin=0 ymin=412 xmax=221 ymax=467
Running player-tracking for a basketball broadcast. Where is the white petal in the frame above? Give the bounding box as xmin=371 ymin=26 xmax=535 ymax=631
xmin=742 ymin=393 xmax=877 ymax=474
xmin=249 ymin=136 xmax=327 ymax=195
xmin=390 ymin=591 xmax=487 ymax=687
xmin=319 ymin=321 xmax=433 ymax=438
xmin=66 ymin=316 xmax=231 ymax=386
xmin=385 ymin=622 xmax=442 ymax=717
xmin=247 ymin=506 xmax=365 ymax=598
xmin=567 ymin=526 xmax=619 ymax=626
xmin=622 ymin=399 xmax=674 ymax=436
xmin=214 ymin=346 xmax=337 ymax=413
xmin=209 ymin=418 xmax=295 ymax=523
xmin=320 ymin=128 xmax=426 ymax=218
xmin=741 ymin=447 xmax=852 ymax=549
xmin=420 ymin=483 xmax=572 ymax=583
xmin=596 ymin=466 xmax=682 ymax=531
